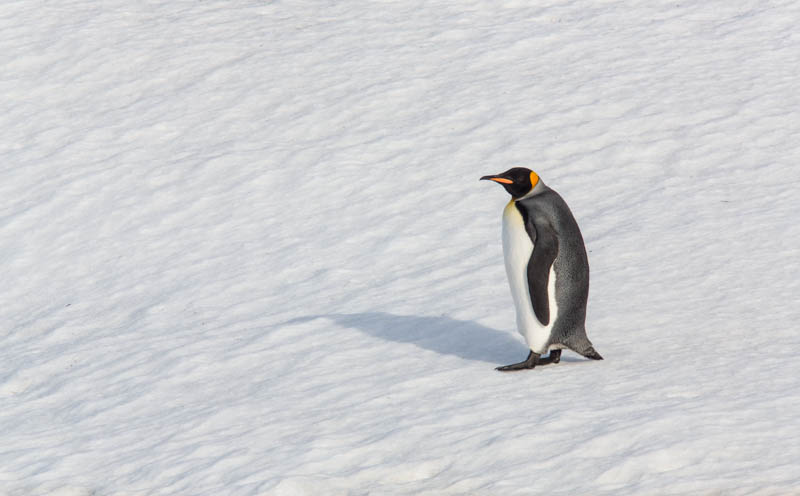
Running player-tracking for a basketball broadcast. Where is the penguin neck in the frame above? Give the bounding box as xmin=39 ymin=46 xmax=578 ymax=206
xmin=513 ymin=178 xmax=546 ymax=202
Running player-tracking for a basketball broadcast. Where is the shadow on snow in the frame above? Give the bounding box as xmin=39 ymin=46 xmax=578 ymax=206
xmin=288 ymin=312 xmax=538 ymax=365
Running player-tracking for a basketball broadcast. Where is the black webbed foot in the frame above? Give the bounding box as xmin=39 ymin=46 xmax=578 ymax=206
xmin=537 ymin=349 xmax=561 ymax=365
xmin=496 ymin=350 xmax=562 ymax=371
xmin=496 ymin=351 xmax=539 ymax=372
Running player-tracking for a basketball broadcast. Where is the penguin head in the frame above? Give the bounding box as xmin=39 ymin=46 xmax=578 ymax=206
xmin=480 ymin=167 xmax=540 ymax=199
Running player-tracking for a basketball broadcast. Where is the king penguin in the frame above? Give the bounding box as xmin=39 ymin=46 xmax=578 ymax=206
xmin=481 ymin=167 xmax=602 ymax=371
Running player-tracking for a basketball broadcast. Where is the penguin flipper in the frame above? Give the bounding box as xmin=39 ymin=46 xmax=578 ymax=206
xmin=525 ymin=220 xmax=559 ymax=327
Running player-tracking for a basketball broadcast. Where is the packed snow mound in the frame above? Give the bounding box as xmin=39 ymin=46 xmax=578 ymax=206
xmin=2 ymin=0 xmax=799 ymax=494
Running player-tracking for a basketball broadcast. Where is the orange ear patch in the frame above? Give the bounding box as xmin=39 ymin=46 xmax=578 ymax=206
xmin=529 ymin=171 xmax=540 ymax=188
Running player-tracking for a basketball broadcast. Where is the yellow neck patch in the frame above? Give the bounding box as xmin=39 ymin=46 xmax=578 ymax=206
xmin=529 ymin=171 xmax=540 ymax=189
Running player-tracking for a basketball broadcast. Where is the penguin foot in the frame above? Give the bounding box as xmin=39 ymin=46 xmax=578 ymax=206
xmin=496 ymin=350 xmax=562 ymax=371
xmin=496 ymin=351 xmax=539 ymax=372
xmin=546 ymin=349 xmax=561 ymax=364
xmin=532 ymin=349 xmax=562 ymax=365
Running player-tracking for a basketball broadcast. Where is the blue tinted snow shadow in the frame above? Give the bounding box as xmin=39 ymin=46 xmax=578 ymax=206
xmin=289 ymin=312 xmax=529 ymax=364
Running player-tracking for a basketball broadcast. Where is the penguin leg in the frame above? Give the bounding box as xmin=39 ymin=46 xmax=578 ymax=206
xmin=496 ymin=351 xmax=539 ymax=372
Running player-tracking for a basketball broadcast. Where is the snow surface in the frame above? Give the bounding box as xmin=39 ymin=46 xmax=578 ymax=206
xmin=3 ymin=0 xmax=800 ymax=494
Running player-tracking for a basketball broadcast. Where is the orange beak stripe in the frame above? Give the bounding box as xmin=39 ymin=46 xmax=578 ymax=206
xmin=489 ymin=177 xmax=513 ymax=184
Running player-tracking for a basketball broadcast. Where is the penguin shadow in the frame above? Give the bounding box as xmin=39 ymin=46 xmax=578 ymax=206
xmin=287 ymin=312 xmax=585 ymax=365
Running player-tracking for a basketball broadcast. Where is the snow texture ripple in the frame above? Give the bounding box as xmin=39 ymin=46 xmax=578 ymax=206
xmin=2 ymin=0 xmax=800 ymax=494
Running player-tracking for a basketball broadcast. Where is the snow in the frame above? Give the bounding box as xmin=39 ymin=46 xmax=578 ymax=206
xmin=2 ymin=0 xmax=800 ymax=494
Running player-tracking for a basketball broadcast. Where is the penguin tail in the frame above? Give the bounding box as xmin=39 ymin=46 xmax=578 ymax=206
xmin=579 ymin=346 xmax=604 ymax=361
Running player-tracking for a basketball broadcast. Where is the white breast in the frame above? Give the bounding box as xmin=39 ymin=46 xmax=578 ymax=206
xmin=501 ymin=201 xmax=558 ymax=354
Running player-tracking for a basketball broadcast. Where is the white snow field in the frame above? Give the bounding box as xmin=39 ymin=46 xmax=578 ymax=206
xmin=2 ymin=0 xmax=800 ymax=494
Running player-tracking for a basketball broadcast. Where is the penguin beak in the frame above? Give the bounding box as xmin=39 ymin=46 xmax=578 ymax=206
xmin=480 ymin=175 xmax=513 ymax=184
